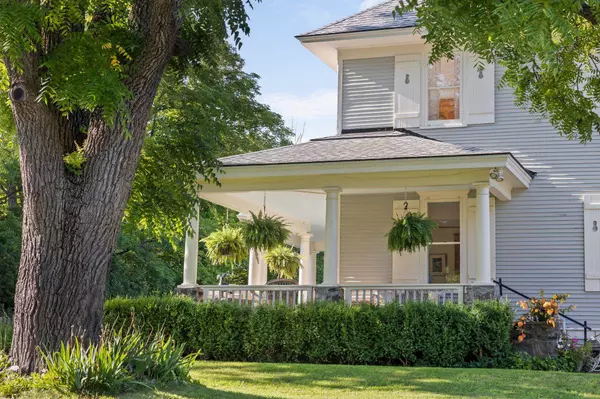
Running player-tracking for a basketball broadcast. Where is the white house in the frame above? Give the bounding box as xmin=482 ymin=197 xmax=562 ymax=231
xmin=177 ymin=1 xmax=600 ymax=334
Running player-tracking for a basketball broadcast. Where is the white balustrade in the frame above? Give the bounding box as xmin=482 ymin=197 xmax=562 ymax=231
xmin=200 ymin=285 xmax=314 ymax=307
xmin=199 ymin=284 xmax=464 ymax=307
xmin=342 ymin=284 xmax=464 ymax=305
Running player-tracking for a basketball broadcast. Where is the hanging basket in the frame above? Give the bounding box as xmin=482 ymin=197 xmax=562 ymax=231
xmin=201 ymin=225 xmax=247 ymax=265
xmin=264 ymin=245 xmax=302 ymax=279
xmin=240 ymin=211 xmax=290 ymax=252
xmin=386 ymin=212 xmax=438 ymax=254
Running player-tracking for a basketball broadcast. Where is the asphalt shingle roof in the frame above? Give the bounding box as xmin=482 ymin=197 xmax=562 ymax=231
xmin=218 ymin=130 xmax=504 ymax=167
xmin=297 ymin=1 xmax=417 ymax=38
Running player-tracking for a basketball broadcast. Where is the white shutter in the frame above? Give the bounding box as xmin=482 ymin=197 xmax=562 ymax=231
xmin=584 ymin=195 xmax=600 ymax=291
xmin=392 ymin=200 xmax=426 ymax=283
xmin=394 ymin=55 xmax=421 ymax=128
xmin=465 ymin=54 xmax=495 ymax=125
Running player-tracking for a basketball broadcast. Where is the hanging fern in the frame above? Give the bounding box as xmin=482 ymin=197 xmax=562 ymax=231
xmin=201 ymin=226 xmax=247 ymax=265
xmin=264 ymin=245 xmax=302 ymax=279
xmin=241 ymin=211 xmax=290 ymax=252
xmin=386 ymin=212 xmax=438 ymax=254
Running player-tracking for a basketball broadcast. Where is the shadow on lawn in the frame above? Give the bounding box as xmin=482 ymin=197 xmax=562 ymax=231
xmin=124 ymin=381 xmax=274 ymax=399
xmin=191 ymin=362 xmax=600 ymax=399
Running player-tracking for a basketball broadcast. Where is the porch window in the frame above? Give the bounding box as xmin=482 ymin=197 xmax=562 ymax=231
xmin=427 ymin=57 xmax=461 ymax=123
xmin=428 ymin=202 xmax=460 ymax=284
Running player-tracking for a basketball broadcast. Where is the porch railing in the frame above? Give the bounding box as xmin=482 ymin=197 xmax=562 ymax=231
xmin=342 ymin=284 xmax=464 ymax=305
xmin=199 ymin=284 xmax=465 ymax=307
xmin=201 ymin=285 xmax=314 ymax=307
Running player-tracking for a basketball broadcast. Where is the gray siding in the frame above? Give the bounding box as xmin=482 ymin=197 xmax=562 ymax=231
xmin=342 ymin=57 xmax=395 ymax=130
xmin=411 ymin=66 xmax=600 ymax=330
xmin=340 ymin=194 xmax=393 ymax=284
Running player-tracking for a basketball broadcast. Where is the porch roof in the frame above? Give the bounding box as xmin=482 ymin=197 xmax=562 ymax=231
xmin=219 ymin=130 xmax=519 ymax=168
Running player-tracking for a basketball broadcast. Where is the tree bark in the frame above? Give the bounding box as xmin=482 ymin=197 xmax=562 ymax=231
xmin=8 ymin=0 xmax=181 ymax=373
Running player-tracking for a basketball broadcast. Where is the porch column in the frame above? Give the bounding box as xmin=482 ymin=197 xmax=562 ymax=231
xmin=179 ymin=207 xmax=200 ymax=289
xmin=323 ymin=187 xmax=341 ymax=285
xmin=248 ymin=249 xmax=268 ymax=285
xmin=299 ymin=234 xmax=315 ymax=285
xmin=474 ymin=183 xmax=492 ymax=283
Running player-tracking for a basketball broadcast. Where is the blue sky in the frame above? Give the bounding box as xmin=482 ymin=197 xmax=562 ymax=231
xmin=239 ymin=0 xmax=387 ymax=141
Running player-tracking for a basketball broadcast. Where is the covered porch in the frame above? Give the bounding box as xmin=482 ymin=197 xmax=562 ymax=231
xmin=178 ymin=131 xmax=533 ymax=305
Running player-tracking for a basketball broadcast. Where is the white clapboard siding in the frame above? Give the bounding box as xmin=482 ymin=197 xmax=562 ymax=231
xmin=342 ymin=57 xmax=395 ymax=130
xmin=410 ymin=65 xmax=600 ymax=329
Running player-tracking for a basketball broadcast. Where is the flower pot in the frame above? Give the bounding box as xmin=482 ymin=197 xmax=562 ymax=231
xmin=515 ymin=321 xmax=560 ymax=357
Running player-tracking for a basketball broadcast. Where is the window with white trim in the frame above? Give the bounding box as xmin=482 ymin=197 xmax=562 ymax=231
xmin=427 ymin=57 xmax=461 ymax=124
xmin=393 ymin=52 xmax=494 ymax=129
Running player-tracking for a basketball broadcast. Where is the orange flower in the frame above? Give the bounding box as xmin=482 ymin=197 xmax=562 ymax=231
xmin=547 ymin=319 xmax=556 ymax=328
xmin=517 ymin=321 xmax=524 ymax=327
xmin=518 ymin=334 xmax=526 ymax=342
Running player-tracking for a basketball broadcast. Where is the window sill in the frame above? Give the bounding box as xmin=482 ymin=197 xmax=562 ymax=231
xmin=419 ymin=122 xmax=467 ymax=130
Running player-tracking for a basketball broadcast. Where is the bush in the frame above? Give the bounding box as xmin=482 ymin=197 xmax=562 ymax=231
xmin=105 ymin=296 xmax=514 ymax=367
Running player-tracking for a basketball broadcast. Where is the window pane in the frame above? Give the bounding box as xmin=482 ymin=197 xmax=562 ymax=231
xmin=428 ymin=57 xmax=461 ymax=121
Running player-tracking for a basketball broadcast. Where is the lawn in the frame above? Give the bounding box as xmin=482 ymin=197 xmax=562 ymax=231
xmin=15 ymin=361 xmax=600 ymax=399
xmin=122 ymin=361 xmax=600 ymax=399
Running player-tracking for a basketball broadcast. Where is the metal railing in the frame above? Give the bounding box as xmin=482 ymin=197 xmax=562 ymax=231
xmin=200 ymin=285 xmax=314 ymax=307
xmin=342 ymin=284 xmax=464 ymax=306
xmin=494 ymin=278 xmax=593 ymax=342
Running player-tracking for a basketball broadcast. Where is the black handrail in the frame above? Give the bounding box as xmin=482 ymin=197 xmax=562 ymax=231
xmin=494 ymin=278 xmax=592 ymax=342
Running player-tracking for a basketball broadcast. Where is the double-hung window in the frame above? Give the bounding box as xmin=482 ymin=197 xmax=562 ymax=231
xmin=427 ymin=57 xmax=462 ymax=125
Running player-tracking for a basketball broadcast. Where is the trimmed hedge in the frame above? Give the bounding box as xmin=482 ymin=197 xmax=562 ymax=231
xmin=104 ymin=296 xmax=513 ymax=367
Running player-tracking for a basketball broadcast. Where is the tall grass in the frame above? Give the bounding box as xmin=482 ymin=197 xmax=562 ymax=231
xmin=0 ymin=314 xmax=12 ymax=353
xmin=40 ymin=326 xmax=197 ymax=395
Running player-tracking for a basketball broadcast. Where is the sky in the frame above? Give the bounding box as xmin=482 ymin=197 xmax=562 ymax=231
xmin=239 ymin=0 xmax=388 ymax=141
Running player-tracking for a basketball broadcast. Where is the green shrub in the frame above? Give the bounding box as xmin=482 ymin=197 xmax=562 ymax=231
xmin=105 ymin=296 xmax=513 ymax=367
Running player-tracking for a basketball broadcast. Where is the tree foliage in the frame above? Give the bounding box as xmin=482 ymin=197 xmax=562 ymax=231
xmin=125 ymin=47 xmax=292 ymax=243
xmin=397 ymin=0 xmax=600 ymax=142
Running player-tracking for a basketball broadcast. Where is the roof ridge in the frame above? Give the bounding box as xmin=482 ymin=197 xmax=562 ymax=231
xmin=296 ymin=0 xmax=396 ymax=38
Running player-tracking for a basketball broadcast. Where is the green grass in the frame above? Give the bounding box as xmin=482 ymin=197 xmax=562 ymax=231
xmin=14 ymin=361 xmax=600 ymax=399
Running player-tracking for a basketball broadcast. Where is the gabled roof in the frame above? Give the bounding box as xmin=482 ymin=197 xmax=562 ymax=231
xmin=218 ymin=130 xmax=506 ymax=167
xmin=297 ymin=1 xmax=417 ymax=38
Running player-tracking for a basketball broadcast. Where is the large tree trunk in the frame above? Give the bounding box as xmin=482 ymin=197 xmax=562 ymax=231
xmin=7 ymin=0 xmax=181 ymax=373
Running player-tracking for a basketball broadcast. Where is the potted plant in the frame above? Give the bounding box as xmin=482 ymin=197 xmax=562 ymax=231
xmin=514 ymin=290 xmax=575 ymax=357
xmin=201 ymin=225 xmax=247 ymax=265
xmin=386 ymin=211 xmax=438 ymax=254
xmin=264 ymin=245 xmax=302 ymax=279
xmin=240 ymin=211 xmax=290 ymax=252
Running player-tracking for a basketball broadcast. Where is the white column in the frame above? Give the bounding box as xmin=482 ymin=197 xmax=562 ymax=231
xmin=248 ymin=248 xmax=259 ymax=285
xmin=323 ymin=187 xmax=341 ymax=285
xmin=299 ymin=234 xmax=315 ymax=285
xmin=258 ymin=251 xmax=268 ymax=285
xmin=474 ymin=183 xmax=492 ymax=283
xmin=179 ymin=207 xmax=200 ymax=288
xmin=248 ymin=249 xmax=268 ymax=285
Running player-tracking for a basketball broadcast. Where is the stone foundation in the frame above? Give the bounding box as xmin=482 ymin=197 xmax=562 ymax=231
xmin=315 ymin=286 xmax=344 ymax=302
xmin=463 ymin=284 xmax=497 ymax=305
xmin=175 ymin=285 xmax=202 ymax=301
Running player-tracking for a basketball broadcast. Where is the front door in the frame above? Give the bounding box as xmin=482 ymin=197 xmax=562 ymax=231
xmin=392 ymin=200 xmax=426 ymax=283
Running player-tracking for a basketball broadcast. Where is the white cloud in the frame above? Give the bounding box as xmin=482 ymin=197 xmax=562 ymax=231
xmin=261 ymin=90 xmax=337 ymax=120
xmin=260 ymin=90 xmax=338 ymax=141
xmin=360 ymin=0 xmax=387 ymax=11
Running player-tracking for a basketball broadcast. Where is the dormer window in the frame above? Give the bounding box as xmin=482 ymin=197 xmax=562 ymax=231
xmin=427 ymin=57 xmax=461 ymax=125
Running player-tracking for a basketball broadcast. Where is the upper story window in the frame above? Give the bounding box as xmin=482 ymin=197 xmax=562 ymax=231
xmin=427 ymin=57 xmax=461 ymax=123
